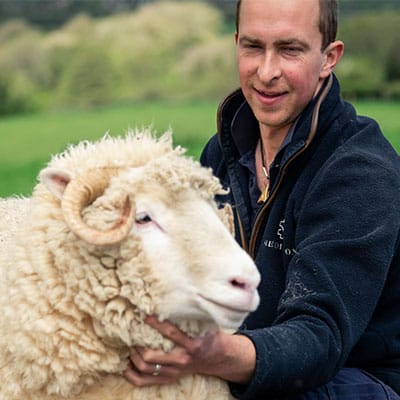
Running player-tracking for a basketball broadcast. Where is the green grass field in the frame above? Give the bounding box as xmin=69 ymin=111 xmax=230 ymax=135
xmin=0 ymin=100 xmax=399 ymax=197
xmin=0 ymin=101 xmax=219 ymax=197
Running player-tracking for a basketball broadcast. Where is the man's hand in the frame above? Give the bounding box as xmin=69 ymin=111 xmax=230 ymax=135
xmin=124 ymin=316 xmax=256 ymax=387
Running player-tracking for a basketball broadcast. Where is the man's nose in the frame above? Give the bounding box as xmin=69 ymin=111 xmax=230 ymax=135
xmin=257 ymin=52 xmax=282 ymax=83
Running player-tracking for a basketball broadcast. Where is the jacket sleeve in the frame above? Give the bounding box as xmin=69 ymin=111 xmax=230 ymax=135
xmin=230 ymin=124 xmax=400 ymax=398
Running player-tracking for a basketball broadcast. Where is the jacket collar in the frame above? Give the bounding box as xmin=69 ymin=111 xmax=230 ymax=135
xmin=217 ymin=74 xmax=340 ymax=163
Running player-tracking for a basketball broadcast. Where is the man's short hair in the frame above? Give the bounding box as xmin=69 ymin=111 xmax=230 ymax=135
xmin=235 ymin=0 xmax=338 ymax=51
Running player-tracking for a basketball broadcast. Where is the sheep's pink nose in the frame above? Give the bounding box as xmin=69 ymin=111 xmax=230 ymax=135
xmin=228 ymin=276 xmax=260 ymax=312
xmin=229 ymin=277 xmax=257 ymax=292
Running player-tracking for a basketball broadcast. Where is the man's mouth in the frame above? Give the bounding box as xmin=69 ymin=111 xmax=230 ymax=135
xmin=255 ymin=87 xmax=286 ymax=98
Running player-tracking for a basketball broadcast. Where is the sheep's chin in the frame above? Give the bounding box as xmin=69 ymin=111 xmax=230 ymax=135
xmin=155 ymin=297 xmax=246 ymax=333
xmin=195 ymin=294 xmax=250 ymax=330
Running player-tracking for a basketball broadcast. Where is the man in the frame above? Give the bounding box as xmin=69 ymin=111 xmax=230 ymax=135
xmin=124 ymin=0 xmax=400 ymax=398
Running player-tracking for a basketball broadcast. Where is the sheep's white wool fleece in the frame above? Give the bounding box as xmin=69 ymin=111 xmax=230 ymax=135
xmin=0 ymin=197 xmax=29 ymax=244
xmin=0 ymin=130 xmax=236 ymax=400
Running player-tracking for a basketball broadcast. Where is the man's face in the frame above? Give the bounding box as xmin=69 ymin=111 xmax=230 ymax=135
xmin=235 ymin=0 xmax=333 ymax=136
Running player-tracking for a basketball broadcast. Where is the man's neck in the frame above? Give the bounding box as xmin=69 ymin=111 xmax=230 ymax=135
xmin=259 ymin=123 xmax=292 ymax=167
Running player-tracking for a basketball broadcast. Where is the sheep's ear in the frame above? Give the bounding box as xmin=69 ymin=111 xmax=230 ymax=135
xmin=39 ymin=168 xmax=73 ymax=200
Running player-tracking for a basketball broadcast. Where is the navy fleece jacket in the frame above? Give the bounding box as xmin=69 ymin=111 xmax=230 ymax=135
xmin=200 ymin=75 xmax=400 ymax=398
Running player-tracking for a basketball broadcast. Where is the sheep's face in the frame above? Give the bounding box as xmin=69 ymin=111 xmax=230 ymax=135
xmin=104 ymin=158 xmax=259 ymax=331
xmin=125 ymin=189 xmax=259 ymax=330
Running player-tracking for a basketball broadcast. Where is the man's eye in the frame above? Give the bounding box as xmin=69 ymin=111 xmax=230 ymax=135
xmin=283 ymin=47 xmax=301 ymax=54
xmin=246 ymin=44 xmax=261 ymax=49
xmin=135 ymin=212 xmax=152 ymax=224
xmin=241 ymin=41 xmax=261 ymax=50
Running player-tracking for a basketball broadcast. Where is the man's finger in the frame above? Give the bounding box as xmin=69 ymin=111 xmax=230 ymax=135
xmin=124 ymin=363 xmax=176 ymax=387
xmin=145 ymin=316 xmax=194 ymax=348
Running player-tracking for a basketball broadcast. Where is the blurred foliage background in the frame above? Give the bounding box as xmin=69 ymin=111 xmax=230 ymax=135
xmin=0 ymin=0 xmax=400 ymax=116
xmin=0 ymin=1 xmax=237 ymax=115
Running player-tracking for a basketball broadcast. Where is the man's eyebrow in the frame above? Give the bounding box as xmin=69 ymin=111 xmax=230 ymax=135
xmin=238 ymin=35 xmax=311 ymax=50
xmin=238 ymin=35 xmax=263 ymax=46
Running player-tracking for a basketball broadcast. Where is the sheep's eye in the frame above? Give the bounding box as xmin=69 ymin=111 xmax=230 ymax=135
xmin=135 ymin=212 xmax=152 ymax=225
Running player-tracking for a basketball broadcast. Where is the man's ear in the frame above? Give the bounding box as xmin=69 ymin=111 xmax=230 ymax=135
xmin=320 ymin=40 xmax=344 ymax=79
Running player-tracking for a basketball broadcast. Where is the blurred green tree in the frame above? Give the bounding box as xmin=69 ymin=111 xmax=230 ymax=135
xmin=386 ymin=40 xmax=400 ymax=82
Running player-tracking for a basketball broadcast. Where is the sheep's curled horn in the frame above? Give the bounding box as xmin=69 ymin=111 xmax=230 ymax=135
xmin=61 ymin=167 xmax=135 ymax=246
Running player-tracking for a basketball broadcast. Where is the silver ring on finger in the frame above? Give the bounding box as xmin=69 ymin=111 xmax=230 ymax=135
xmin=152 ymin=363 xmax=162 ymax=376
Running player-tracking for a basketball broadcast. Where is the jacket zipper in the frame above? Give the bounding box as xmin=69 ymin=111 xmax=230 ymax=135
xmin=248 ymin=150 xmax=300 ymax=257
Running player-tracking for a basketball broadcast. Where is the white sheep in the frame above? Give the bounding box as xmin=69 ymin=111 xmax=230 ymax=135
xmin=0 ymin=130 xmax=260 ymax=400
